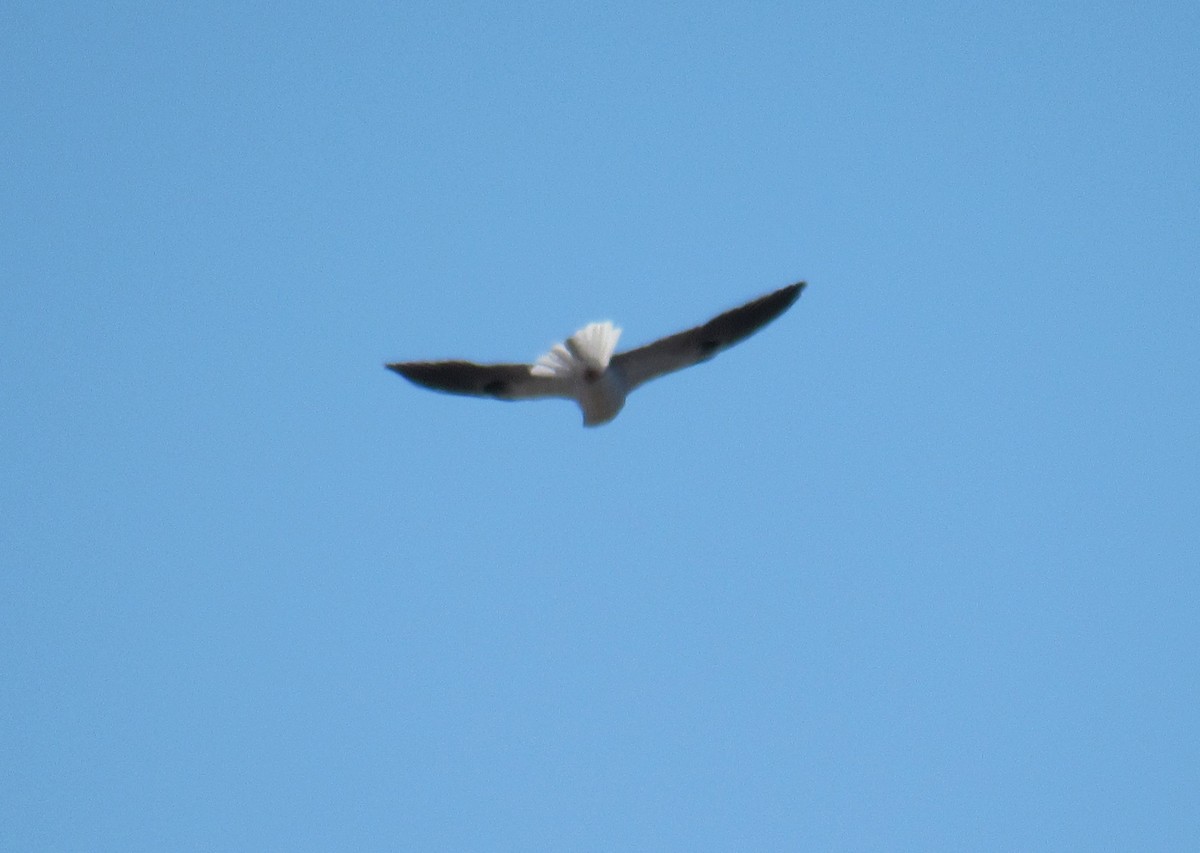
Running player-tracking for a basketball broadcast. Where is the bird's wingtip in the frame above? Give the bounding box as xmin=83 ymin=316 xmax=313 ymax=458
xmin=767 ymin=281 xmax=806 ymax=311
xmin=386 ymin=362 xmax=421 ymax=382
xmin=780 ymin=281 xmax=807 ymax=308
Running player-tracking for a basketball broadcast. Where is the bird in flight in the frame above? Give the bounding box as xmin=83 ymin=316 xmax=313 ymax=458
xmin=387 ymin=281 xmax=806 ymax=427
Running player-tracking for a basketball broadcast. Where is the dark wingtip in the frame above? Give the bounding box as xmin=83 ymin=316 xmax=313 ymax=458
xmin=386 ymin=362 xmax=426 ymax=387
xmin=757 ymin=281 xmax=806 ymax=316
xmin=755 ymin=280 xmax=806 ymax=319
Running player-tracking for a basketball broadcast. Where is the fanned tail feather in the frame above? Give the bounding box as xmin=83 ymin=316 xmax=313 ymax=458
xmin=531 ymin=321 xmax=622 ymax=378
xmin=569 ymin=322 xmax=621 ymax=369
xmin=531 ymin=343 xmax=576 ymax=378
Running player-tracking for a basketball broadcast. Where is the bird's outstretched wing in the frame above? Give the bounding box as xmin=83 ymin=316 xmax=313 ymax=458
xmin=386 ymin=361 xmax=572 ymax=400
xmin=611 ymin=282 xmax=805 ymax=391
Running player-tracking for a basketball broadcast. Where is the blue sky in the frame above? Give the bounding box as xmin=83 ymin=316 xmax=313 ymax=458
xmin=3 ymin=2 xmax=1198 ymax=849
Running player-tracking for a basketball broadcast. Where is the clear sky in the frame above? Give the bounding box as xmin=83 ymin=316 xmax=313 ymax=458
xmin=3 ymin=2 xmax=1198 ymax=849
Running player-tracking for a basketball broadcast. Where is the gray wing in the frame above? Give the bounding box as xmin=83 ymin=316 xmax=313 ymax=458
xmin=386 ymin=360 xmax=572 ymax=401
xmin=610 ymin=282 xmax=806 ymax=390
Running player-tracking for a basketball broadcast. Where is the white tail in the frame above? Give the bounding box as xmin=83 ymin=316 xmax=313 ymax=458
xmin=531 ymin=321 xmax=622 ymax=378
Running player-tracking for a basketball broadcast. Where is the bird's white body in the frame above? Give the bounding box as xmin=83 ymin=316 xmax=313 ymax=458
xmin=531 ymin=321 xmax=628 ymax=425
xmin=577 ymin=367 xmax=628 ymax=426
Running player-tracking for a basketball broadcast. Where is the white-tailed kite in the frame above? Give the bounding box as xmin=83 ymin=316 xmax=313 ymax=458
xmin=387 ymin=281 xmax=806 ymax=426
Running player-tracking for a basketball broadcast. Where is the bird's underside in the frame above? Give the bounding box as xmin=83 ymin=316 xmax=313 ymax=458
xmin=387 ymin=281 xmax=806 ymax=426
